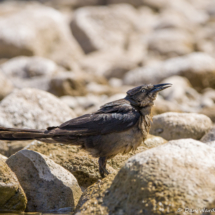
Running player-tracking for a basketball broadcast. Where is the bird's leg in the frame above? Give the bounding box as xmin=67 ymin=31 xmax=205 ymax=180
xmin=98 ymin=157 xmax=109 ymax=178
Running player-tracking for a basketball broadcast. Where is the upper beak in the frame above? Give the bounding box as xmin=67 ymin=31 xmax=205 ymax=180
xmin=150 ymin=83 xmax=172 ymax=93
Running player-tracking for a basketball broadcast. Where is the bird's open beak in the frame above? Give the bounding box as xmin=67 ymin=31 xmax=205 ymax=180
xmin=150 ymin=83 xmax=172 ymax=93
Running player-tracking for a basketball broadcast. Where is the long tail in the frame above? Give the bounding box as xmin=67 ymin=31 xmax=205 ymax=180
xmin=0 ymin=127 xmax=53 ymax=141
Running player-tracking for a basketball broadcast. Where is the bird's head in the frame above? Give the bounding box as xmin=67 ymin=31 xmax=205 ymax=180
xmin=126 ymin=83 xmax=172 ymax=108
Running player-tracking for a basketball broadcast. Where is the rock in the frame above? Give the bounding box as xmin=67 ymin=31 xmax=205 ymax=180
xmin=199 ymin=106 xmax=215 ymax=123
xmin=0 ymin=88 xmax=76 ymax=129
xmin=0 ymin=56 xmax=58 ymax=91
xmin=79 ymin=51 xmax=138 ymax=79
xmin=81 ymin=139 xmax=215 ymax=214
xmin=6 ymin=149 xmax=82 ymax=212
xmin=150 ymin=112 xmax=212 ymax=140
xmin=159 ymin=76 xmax=202 ymax=112
xmin=152 ymin=96 xmax=182 ymax=115
xmin=70 ymin=4 xmax=141 ymax=54
xmin=201 ymin=125 xmax=215 ymax=143
xmin=25 ymin=141 xmax=116 ymax=189
xmin=0 ymin=140 xmax=31 ymax=157
xmin=123 ymin=52 xmax=215 ymax=89
xmin=0 ymin=157 xmax=27 ymax=212
xmin=0 ymin=4 xmax=83 ymax=70
xmin=0 ymin=71 xmax=14 ymax=100
xmin=49 ymin=72 xmax=87 ymax=97
xmin=147 ymin=29 xmax=194 ymax=59
xmin=107 ymin=0 xmax=169 ymax=10
xmin=75 ymin=173 xmax=116 ymax=214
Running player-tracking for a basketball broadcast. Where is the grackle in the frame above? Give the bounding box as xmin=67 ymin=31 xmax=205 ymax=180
xmin=0 ymin=83 xmax=171 ymax=177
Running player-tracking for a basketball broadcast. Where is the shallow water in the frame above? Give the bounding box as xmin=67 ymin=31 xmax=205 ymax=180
xmin=0 ymin=213 xmax=72 ymax=215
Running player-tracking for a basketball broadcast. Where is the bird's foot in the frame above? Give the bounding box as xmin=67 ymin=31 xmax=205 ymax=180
xmin=99 ymin=157 xmax=109 ymax=178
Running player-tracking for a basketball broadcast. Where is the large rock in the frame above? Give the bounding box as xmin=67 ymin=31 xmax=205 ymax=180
xmin=123 ymin=52 xmax=215 ymax=90
xmin=0 ymin=88 xmax=76 ymax=129
xmin=0 ymin=4 xmax=83 ymax=70
xmin=6 ymin=149 xmax=82 ymax=212
xmin=0 ymin=157 xmax=27 ymax=212
xmin=0 ymin=56 xmax=58 ymax=91
xmin=70 ymin=4 xmax=141 ymax=54
xmin=77 ymin=139 xmax=215 ymax=214
xmin=147 ymin=29 xmax=194 ymax=59
xmin=150 ymin=112 xmax=212 ymax=140
xmin=199 ymin=106 xmax=215 ymax=123
xmin=0 ymin=71 xmax=14 ymax=100
xmin=25 ymin=141 xmax=116 ymax=189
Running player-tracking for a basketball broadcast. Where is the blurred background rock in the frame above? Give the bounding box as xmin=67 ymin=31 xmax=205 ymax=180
xmin=0 ymin=0 xmax=214 ymax=121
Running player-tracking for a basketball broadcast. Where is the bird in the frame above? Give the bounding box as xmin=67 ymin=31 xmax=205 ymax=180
xmin=0 ymin=83 xmax=171 ymax=177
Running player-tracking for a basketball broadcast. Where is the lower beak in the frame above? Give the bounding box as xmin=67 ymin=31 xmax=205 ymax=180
xmin=150 ymin=83 xmax=172 ymax=93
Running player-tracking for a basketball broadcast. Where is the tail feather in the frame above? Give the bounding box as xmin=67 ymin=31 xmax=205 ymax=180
xmin=0 ymin=127 xmax=52 ymax=141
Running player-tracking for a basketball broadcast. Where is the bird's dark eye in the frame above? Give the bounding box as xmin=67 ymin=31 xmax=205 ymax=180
xmin=141 ymin=89 xmax=146 ymax=93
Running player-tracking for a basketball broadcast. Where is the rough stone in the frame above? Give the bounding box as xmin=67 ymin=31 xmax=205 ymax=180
xmin=150 ymin=112 xmax=212 ymax=140
xmin=0 ymin=4 xmax=83 ymax=70
xmin=0 ymin=56 xmax=58 ymax=91
xmin=0 ymin=88 xmax=76 ymax=129
xmin=0 ymin=154 xmax=7 ymax=161
xmin=0 ymin=157 xmax=27 ymax=212
xmin=25 ymin=141 xmax=116 ymax=189
xmin=6 ymin=149 xmax=82 ymax=212
xmin=76 ymin=139 xmax=215 ymax=214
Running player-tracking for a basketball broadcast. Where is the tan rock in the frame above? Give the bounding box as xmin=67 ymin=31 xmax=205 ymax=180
xmin=0 ymin=88 xmax=76 ymax=129
xmin=70 ymin=4 xmax=141 ymax=54
xmin=6 ymin=149 xmax=82 ymax=212
xmin=199 ymin=106 xmax=215 ymax=123
xmin=0 ymin=4 xmax=83 ymax=70
xmin=0 ymin=157 xmax=27 ymax=212
xmin=150 ymin=112 xmax=212 ymax=140
xmin=77 ymin=139 xmax=215 ymax=214
xmin=25 ymin=141 xmax=116 ymax=189
xmin=148 ymin=29 xmax=194 ymax=59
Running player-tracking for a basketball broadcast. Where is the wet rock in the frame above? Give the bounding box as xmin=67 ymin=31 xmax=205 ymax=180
xmin=81 ymin=139 xmax=215 ymax=214
xmin=148 ymin=29 xmax=194 ymax=59
xmin=70 ymin=4 xmax=140 ymax=54
xmin=6 ymin=149 xmax=82 ymax=212
xmin=0 ymin=71 xmax=14 ymax=101
xmin=25 ymin=141 xmax=116 ymax=189
xmin=0 ymin=88 xmax=76 ymax=129
xmin=0 ymin=56 xmax=58 ymax=91
xmin=0 ymin=5 xmax=83 ymax=70
xmin=49 ymin=72 xmax=87 ymax=97
xmin=150 ymin=112 xmax=212 ymax=140
xmin=123 ymin=52 xmax=215 ymax=89
xmin=201 ymin=125 xmax=215 ymax=143
xmin=0 ymin=157 xmax=27 ymax=212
